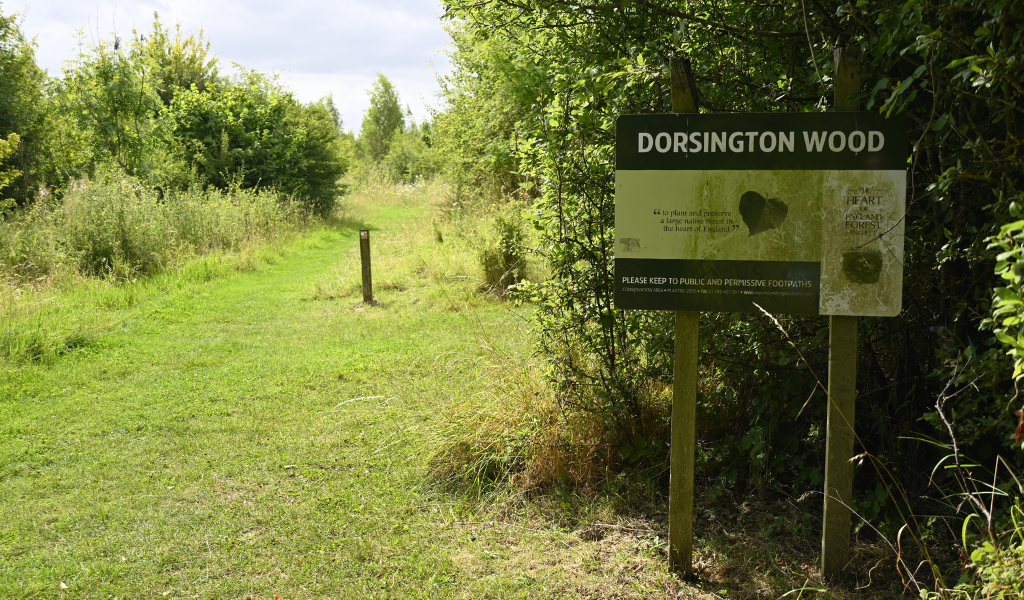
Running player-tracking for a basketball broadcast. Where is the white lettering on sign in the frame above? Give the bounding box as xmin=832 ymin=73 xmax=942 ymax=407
xmin=689 ymin=132 xmax=703 ymax=153
xmin=869 ymin=131 xmax=885 ymax=151
xmin=674 ymin=132 xmax=688 ymax=152
xmin=655 ymin=132 xmax=671 ymax=153
xmin=728 ymin=132 xmax=744 ymax=152
xmin=848 ymin=131 xmax=866 ymax=152
xmin=709 ymin=132 xmax=726 ymax=152
xmin=637 ymin=130 xmax=883 ymax=154
xmin=804 ymin=131 xmax=827 ymax=152
xmin=828 ymin=131 xmax=846 ymax=152
xmin=779 ymin=131 xmax=794 ymax=152
xmin=638 ymin=132 xmax=653 ymax=153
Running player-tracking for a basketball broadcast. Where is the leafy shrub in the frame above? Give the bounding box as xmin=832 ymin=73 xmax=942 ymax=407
xmin=382 ymin=123 xmax=438 ymax=184
xmin=957 ymin=537 xmax=1024 ymax=599
xmin=986 ymin=215 xmax=1024 ymax=380
xmin=479 ymin=203 xmax=529 ymax=294
xmin=163 ymin=72 xmax=347 ymax=216
xmin=0 ymin=10 xmax=51 ymax=206
xmin=440 ymin=0 xmax=1024 ymax=517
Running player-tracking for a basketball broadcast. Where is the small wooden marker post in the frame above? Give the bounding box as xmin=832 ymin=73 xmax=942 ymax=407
xmin=668 ymin=54 xmax=699 ymax=576
xmin=821 ymin=45 xmax=861 ymax=581
xmin=359 ymin=229 xmax=374 ymax=304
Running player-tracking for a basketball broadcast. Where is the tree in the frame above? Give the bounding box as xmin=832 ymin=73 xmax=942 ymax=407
xmin=163 ymin=70 xmax=346 ymax=214
xmin=137 ymin=13 xmax=222 ymax=107
xmin=285 ymin=96 xmax=348 ymax=215
xmin=431 ymin=22 xmax=545 ymax=199
xmin=58 ymin=29 xmax=161 ymax=176
xmin=0 ymin=7 xmax=50 ymax=204
xmin=360 ymin=72 xmax=404 ymax=161
xmin=53 ymin=13 xmax=221 ymax=184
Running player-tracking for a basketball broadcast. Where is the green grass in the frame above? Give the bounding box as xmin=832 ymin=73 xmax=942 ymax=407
xmin=0 ymin=183 xmax=684 ymax=599
xmin=1 ymin=182 xmax=906 ymax=599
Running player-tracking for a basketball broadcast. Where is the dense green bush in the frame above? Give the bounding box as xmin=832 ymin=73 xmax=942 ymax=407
xmin=430 ymin=24 xmax=543 ymax=201
xmin=439 ymin=0 xmax=1024 ymax=553
xmin=163 ymin=71 xmax=347 ymax=215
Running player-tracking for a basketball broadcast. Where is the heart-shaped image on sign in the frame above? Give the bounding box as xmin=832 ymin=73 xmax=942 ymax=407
xmin=738 ymin=191 xmax=789 ymax=237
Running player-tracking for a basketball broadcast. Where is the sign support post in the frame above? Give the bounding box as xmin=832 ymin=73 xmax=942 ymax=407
xmin=821 ymin=45 xmax=861 ymax=581
xmin=668 ymin=54 xmax=698 ymax=576
xmin=613 ymin=55 xmax=905 ymax=579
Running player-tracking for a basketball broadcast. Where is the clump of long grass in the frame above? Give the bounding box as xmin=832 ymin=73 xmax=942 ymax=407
xmin=0 ymin=172 xmax=306 ymax=282
xmin=0 ymin=172 xmax=309 ymax=362
xmin=424 ymin=313 xmax=673 ymax=497
xmin=61 ymin=175 xmax=304 ymax=277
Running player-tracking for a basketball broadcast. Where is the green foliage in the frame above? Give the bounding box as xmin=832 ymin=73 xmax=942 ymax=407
xmin=58 ymin=29 xmax=162 ymax=176
xmin=0 ymin=193 xmax=61 ymax=279
xmin=0 ymin=132 xmax=20 ymax=203
xmin=163 ymin=72 xmax=346 ymax=215
xmin=382 ymin=120 xmax=438 ymax=183
xmin=136 ymin=14 xmax=221 ymax=106
xmin=987 ymin=218 xmax=1024 ymax=380
xmin=0 ymin=9 xmax=50 ymax=204
xmin=959 ymin=536 xmax=1024 ymax=599
xmin=53 ymin=13 xmax=220 ymax=184
xmin=479 ymin=202 xmax=529 ymax=293
xmin=163 ymin=70 xmax=287 ymax=190
xmin=431 ymin=23 xmax=544 ymax=200
xmin=290 ymin=96 xmax=350 ymax=214
xmin=361 ymin=72 xmax=404 ymax=161
xmin=348 ymin=75 xmax=437 ymax=186
xmin=439 ymin=0 xmax=1024 ymax=537
xmin=0 ymin=10 xmax=346 ymax=215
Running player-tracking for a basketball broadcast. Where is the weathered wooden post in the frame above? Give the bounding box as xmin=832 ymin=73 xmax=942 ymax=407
xmin=821 ymin=45 xmax=861 ymax=581
xmin=359 ymin=229 xmax=374 ymax=304
xmin=668 ymin=54 xmax=699 ymax=576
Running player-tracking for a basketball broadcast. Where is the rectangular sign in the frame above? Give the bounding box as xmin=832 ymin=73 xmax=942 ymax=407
xmin=614 ymin=112 xmax=908 ymax=317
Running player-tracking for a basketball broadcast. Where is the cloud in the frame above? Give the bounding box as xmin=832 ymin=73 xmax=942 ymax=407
xmin=14 ymin=0 xmax=451 ymax=132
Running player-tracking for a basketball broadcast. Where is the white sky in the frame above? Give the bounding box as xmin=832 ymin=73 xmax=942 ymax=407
xmin=11 ymin=0 xmax=451 ymax=133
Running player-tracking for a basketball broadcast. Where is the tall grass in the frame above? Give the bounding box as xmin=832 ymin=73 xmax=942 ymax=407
xmin=1 ymin=174 xmax=305 ymax=281
xmin=0 ymin=173 xmax=308 ymax=362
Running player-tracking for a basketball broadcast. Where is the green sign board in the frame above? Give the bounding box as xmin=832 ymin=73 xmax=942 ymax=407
xmin=614 ymin=112 xmax=908 ymax=316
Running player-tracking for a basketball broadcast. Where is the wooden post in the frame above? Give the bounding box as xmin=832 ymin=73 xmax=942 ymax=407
xmin=821 ymin=45 xmax=861 ymax=581
xmin=668 ymin=54 xmax=698 ymax=576
xmin=359 ymin=229 xmax=374 ymax=304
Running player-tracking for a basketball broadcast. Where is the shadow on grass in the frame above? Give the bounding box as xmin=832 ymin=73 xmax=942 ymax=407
xmin=431 ymin=468 xmax=936 ymax=599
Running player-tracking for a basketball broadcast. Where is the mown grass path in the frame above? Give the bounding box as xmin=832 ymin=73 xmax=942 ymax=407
xmin=1 ymin=190 xmax=701 ymax=599
xmin=1 ymin=198 xmax=507 ymax=598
